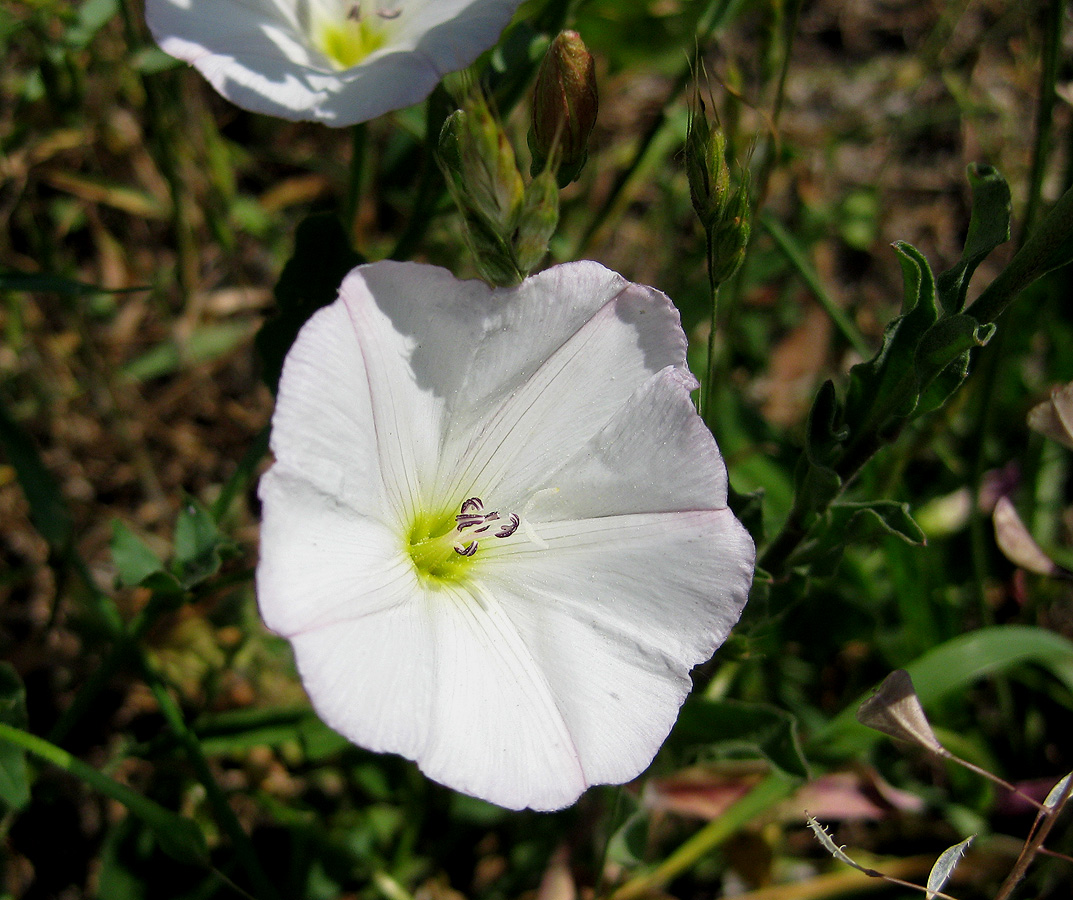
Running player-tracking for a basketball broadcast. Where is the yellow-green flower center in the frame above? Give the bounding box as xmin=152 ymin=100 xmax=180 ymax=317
xmin=406 ymin=497 xmax=521 ymax=585
xmin=316 ymin=17 xmax=389 ymax=70
xmin=407 ymin=509 xmax=474 ymax=584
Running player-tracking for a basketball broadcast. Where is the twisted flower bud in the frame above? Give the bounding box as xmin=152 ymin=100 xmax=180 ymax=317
xmin=529 ymin=30 xmax=599 ymax=186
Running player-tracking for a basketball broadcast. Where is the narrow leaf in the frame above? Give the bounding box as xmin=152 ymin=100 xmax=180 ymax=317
xmin=806 ymin=816 xmax=872 ymax=874
xmin=936 ymin=164 xmax=1012 ymax=313
xmin=0 ymin=399 xmax=73 ymax=551
xmin=1044 ymin=772 xmax=1073 ymax=809
xmin=926 ymin=835 xmax=974 ymax=898
xmin=0 ymin=664 xmax=30 ymax=812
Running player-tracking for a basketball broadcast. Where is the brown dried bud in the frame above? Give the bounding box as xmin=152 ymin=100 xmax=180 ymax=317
xmin=529 ymin=30 xmax=598 ymax=186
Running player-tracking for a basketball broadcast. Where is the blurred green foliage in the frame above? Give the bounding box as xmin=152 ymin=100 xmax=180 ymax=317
xmin=2 ymin=0 xmax=1073 ymax=897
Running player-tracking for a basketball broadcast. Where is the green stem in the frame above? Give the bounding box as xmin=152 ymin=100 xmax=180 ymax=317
xmin=574 ymin=0 xmax=729 ymax=258
xmin=609 ymin=774 xmax=795 ymax=900
xmin=702 ymin=233 xmax=721 ymax=424
xmin=1018 ymin=0 xmax=1062 ymax=244
xmin=753 ymin=0 xmax=803 ymax=207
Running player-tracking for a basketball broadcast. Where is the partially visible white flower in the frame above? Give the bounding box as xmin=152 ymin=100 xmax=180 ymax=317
xmin=256 ymin=260 xmax=755 ymax=810
xmin=146 ymin=0 xmax=526 ymax=125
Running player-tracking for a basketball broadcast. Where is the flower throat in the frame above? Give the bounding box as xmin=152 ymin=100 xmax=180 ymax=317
xmin=408 ymin=497 xmax=520 ymax=582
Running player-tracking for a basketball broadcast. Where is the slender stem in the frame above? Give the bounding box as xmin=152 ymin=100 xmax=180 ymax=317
xmin=753 ymin=0 xmax=803 ymax=207
xmin=761 ymin=214 xmax=871 ymax=358
xmin=948 ymin=752 xmax=1048 ymax=812
xmin=702 ymin=236 xmax=721 ymax=424
xmin=718 ymin=854 xmax=978 ymax=900
xmin=994 ymin=773 xmax=1072 ymax=900
xmin=1018 ymin=0 xmax=1062 ymax=244
xmin=608 ymin=774 xmax=794 ymax=900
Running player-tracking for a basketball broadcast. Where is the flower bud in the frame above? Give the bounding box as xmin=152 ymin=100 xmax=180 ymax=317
xmin=709 ymin=180 xmax=751 ymax=285
xmin=529 ymin=30 xmax=598 ymax=186
xmin=685 ymin=95 xmax=731 ymax=232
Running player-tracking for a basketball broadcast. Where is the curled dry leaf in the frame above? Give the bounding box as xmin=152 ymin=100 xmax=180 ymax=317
xmin=993 ymin=496 xmax=1062 ymax=577
xmin=856 ymin=669 xmax=947 ymax=756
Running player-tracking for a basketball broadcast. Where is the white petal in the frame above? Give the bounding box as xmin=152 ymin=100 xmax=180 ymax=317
xmin=146 ymin=0 xmax=525 ymax=125
xmin=290 ymin=581 xmax=590 ymax=810
xmin=516 ymin=365 xmax=727 ymax=518
xmin=436 ymin=262 xmax=693 ymax=504
xmin=334 ymin=264 xmax=459 ymax=519
xmin=482 ymin=507 xmax=754 ymax=786
xmin=257 ymin=467 xmax=413 ymax=636
xmin=268 ymin=296 xmax=383 ymax=514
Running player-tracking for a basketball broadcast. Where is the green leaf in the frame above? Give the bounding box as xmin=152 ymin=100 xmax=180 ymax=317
xmin=65 ymin=0 xmax=118 ymax=48
xmin=195 ymin=706 xmax=348 ymax=761
xmin=795 ymin=459 xmax=842 ymax=529
xmin=831 ymin=500 xmax=927 ymax=545
xmin=843 ymin=242 xmax=940 ymax=436
xmin=0 ymin=723 xmax=209 ymax=866
xmin=110 ymin=521 xmax=167 ymax=587
xmin=936 ymin=164 xmax=1012 ymax=313
xmin=727 ymin=481 xmax=764 ymax=546
xmin=256 ymin=213 xmax=363 ymax=393
xmin=0 ymin=664 xmax=30 ymax=812
xmin=804 ymin=380 xmax=847 ymax=468
xmin=0 ymin=270 xmax=145 ymax=296
xmin=119 ymin=321 xmax=253 ymax=382
xmin=172 ymin=498 xmax=224 ymax=588
xmin=915 ymin=314 xmax=995 ymax=383
xmin=606 ymin=809 xmax=650 ymax=866
xmin=818 ymin=625 xmax=1073 ymax=756
xmin=0 ymin=398 xmax=73 ymax=551
xmin=669 ymin=698 xmax=809 ymax=779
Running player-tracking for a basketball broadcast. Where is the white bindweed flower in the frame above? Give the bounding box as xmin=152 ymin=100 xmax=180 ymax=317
xmin=256 ymin=260 xmax=755 ymax=810
xmin=146 ymin=0 xmax=525 ymax=125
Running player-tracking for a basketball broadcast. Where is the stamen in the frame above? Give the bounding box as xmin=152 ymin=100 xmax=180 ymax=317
xmin=451 ymin=498 xmax=520 ymax=555
xmin=347 ymin=2 xmax=362 ymax=21
xmin=495 ymin=514 xmax=520 ymax=538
